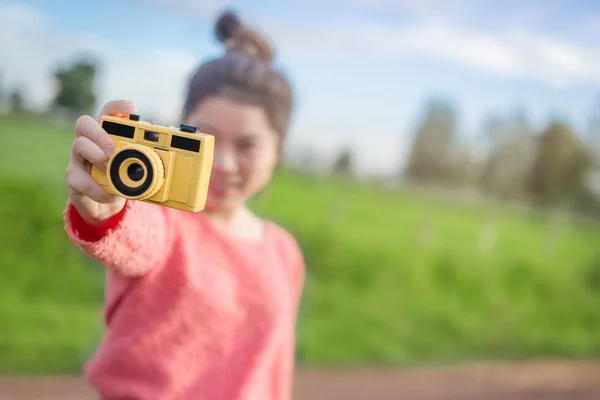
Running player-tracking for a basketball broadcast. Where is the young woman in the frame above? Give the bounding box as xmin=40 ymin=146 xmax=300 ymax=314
xmin=63 ymin=10 xmax=305 ymax=400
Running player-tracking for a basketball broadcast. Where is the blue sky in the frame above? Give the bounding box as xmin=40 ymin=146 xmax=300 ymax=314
xmin=1 ymin=0 xmax=600 ymax=176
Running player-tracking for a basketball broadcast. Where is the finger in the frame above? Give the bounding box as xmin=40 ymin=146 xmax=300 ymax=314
xmin=72 ymin=136 xmax=108 ymax=171
xmin=66 ymin=163 xmax=115 ymax=204
xmin=98 ymin=99 xmax=137 ymax=119
xmin=74 ymin=115 xmax=115 ymax=158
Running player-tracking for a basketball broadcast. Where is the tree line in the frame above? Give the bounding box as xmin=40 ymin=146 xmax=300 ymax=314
xmin=401 ymin=99 xmax=600 ymax=217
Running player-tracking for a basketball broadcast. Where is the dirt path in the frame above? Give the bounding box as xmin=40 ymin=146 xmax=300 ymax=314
xmin=1 ymin=361 xmax=600 ymax=399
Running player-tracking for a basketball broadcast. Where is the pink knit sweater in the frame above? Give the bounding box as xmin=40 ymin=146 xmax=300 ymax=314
xmin=63 ymin=199 xmax=305 ymax=400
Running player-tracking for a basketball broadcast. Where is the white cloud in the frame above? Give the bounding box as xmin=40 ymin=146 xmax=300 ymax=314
xmin=369 ymin=22 xmax=600 ymax=87
xmin=263 ymin=16 xmax=600 ymax=88
xmin=0 ymin=1 xmax=198 ymax=122
xmin=4 ymin=0 xmax=595 ymax=120
xmin=355 ymin=0 xmax=470 ymax=20
xmin=0 ymin=1 xmax=46 ymax=25
xmin=134 ymin=0 xmax=225 ymax=19
xmin=135 ymin=0 xmax=600 ymax=88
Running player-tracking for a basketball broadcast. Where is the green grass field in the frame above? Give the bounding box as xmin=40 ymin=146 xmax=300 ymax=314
xmin=2 ymin=113 xmax=600 ymax=375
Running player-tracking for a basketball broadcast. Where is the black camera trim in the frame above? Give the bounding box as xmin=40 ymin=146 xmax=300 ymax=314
xmin=110 ymin=149 xmax=154 ymax=197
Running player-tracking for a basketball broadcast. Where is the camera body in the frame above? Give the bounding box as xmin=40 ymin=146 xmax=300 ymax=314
xmin=91 ymin=114 xmax=215 ymax=213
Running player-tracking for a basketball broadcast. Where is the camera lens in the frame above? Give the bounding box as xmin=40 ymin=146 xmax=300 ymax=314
xmin=109 ymin=147 xmax=164 ymax=200
xmin=127 ymin=163 xmax=144 ymax=182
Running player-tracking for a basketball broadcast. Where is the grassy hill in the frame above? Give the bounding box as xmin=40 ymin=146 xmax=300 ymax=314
xmin=2 ymin=113 xmax=600 ymax=375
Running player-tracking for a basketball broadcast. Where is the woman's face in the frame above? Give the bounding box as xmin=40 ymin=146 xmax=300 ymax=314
xmin=184 ymin=96 xmax=279 ymax=215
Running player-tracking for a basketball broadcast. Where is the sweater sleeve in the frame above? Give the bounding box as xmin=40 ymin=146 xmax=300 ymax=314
xmin=63 ymin=199 xmax=175 ymax=277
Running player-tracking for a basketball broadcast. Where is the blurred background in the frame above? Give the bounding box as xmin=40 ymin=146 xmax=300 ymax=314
xmin=1 ymin=0 xmax=600 ymax=398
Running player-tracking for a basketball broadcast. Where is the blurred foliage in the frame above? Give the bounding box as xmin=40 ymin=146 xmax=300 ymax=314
xmin=51 ymin=57 xmax=98 ymax=116
xmin=332 ymin=147 xmax=354 ymax=177
xmin=0 ymin=174 xmax=105 ymax=374
xmin=404 ymin=100 xmax=458 ymax=185
xmin=2 ymin=115 xmax=600 ymax=375
xmin=528 ymin=121 xmax=596 ymax=208
xmin=10 ymin=89 xmax=24 ymax=113
xmin=402 ymin=98 xmax=600 ymax=216
xmin=479 ymin=112 xmax=536 ymax=200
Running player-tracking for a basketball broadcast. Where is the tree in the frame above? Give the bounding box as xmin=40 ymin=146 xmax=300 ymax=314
xmin=404 ymin=99 xmax=458 ymax=185
xmin=10 ymin=88 xmax=24 ymax=113
xmin=479 ymin=110 xmax=536 ymax=200
xmin=51 ymin=56 xmax=99 ymax=115
xmin=332 ymin=147 xmax=354 ymax=177
xmin=527 ymin=120 xmax=594 ymax=208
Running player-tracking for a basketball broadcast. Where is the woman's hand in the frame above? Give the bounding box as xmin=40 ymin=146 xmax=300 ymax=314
xmin=65 ymin=100 xmax=136 ymax=224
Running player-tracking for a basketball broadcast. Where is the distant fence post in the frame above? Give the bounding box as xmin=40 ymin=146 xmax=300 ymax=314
xmin=414 ymin=218 xmax=437 ymax=250
xmin=477 ymin=221 xmax=499 ymax=256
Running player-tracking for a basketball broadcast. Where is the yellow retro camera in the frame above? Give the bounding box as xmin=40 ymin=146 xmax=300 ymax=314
xmin=91 ymin=114 xmax=214 ymax=212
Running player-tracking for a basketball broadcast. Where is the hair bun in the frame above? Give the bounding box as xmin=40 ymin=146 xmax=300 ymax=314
xmin=214 ymin=10 xmax=241 ymax=43
xmin=213 ymin=9 xmax=274 ymax=63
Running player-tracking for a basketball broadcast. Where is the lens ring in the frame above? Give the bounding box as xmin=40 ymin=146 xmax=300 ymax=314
xmin=110 ymin=149 xmax=154 ymax=197
xmin=118 ymin=158 xmax=148 ymax=189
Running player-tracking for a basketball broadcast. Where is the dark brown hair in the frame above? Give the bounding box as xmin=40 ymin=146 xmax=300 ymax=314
xmin=182 ymin=10 xmax=294 ymax=147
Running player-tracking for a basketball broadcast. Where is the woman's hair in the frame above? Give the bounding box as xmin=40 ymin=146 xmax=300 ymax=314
xmin=182 ymin=10 xmax=294 ymax=146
